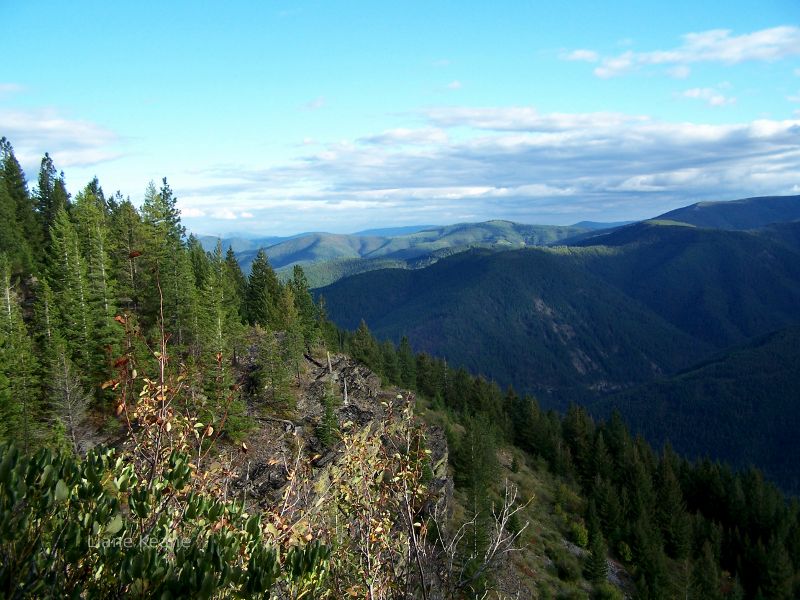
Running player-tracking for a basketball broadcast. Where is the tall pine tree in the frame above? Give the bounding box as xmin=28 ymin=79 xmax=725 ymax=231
xmin=245 ymin=249 xmax=281 ymax=328
xmin=0 ymin=254 xmax=41 ymax=451
xmin=1 ymin=137 xmax=41 ymax=269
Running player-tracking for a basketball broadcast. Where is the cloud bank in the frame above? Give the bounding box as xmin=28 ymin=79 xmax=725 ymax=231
xmin=563 ymin=26 xmax=800 ymax=78
xmin=179 ymin=107 xmax=800 ymax=232
xmin=0 ymin=107 xmax=121 ymax=171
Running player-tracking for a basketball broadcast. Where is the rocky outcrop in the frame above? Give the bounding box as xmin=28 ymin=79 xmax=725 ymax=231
xmin=232 ymin=351 xmax=452 ymax=518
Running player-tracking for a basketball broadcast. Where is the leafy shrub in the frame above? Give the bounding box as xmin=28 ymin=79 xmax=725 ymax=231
xmin=593 ymin=582 xmax=624 ymax=600
xmin=0 ymin=443 xmax=327 ymax=599
xmin=569 ymin=520 xmax=589 ymax=547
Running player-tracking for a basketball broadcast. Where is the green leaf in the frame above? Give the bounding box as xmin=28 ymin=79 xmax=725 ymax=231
xmin=106 ymin=514 xmax=124 ymax=535
xmin=55 ymin=479 xmax=69 ymax=501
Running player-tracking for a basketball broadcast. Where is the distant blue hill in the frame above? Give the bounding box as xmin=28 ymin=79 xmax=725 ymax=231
xmin=200 ymin=220 xmax=590 ymax=285
xmin=351 ymin=225 xmax=435 ymax=236
xmin=570 ymin=220 xmax=633 ymax=230
xmin=654 ymin=194 xmax=800 ymax=230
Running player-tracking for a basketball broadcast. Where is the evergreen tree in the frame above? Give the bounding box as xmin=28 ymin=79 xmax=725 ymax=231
xmin=398 ymin=335 xmax=416 ymax=390
xmin=631 ymin=513 xmax=669 ymax=599
xmin=289 ymin=265 xmax=317 ymax=347
xmin=246 ymin=249 xmax=281 ymax=328
xmin=415 ymin=352 xmax=438 ymax=399
xmin=255 ymin=329 xmax=294 ymax=414
xmin=592 ymin=432 xmax=614 ymax=482
xmin=52 ymin=175 xmax=70 ymax=222
xmin=762 ymin=538 xmax=794 ymax=600
xmin=656 ymin=453 xmax=691 ymax=560
xmin=35 ymin=154 xmax=70 ymax=239
xmin=35 ymin=153 xmax=57 ymax=226
xmin=1 ymin=137 xmax=41 ymax=269
xmin=47 ymin=208 xmax=93 ymax=376
xmin=140 ymin=179 xmax=197 ymax=346
xmin=108 ymin=199 xmax=145 ymax=312
xmin=592 ymin=476 xmax=624 ymax=547
xmin=224 ymin=246 xmax=247 ymax=322
xmin=379 ymin=340 xmax=400 ymax=385
xmin=32 ymin=278 xmax=59 ymax=358
xmin=690 ymin=542 xmax=721 ymax=600
xmin=349 ymin=320 xmax=381 ymax=372
xmin=562 ymin=404 xmax=594 ymax=485
xmin=73 ymin=189 xmax=118 ymax=388
xmin=197 ymin=242 xmax=244 ymax=413
xmin=452 ymin=414 xmax=499 ymax=595
xmin=585 ymin=530 xmax=609 ymax=584
xmin=0 ymin=175 xmax=31 ymax=274
xmin=314 ymin=294 xmax=340 ymax=350
xmin=0 ymin=254 xmax=41 ymax=451
xmin=278 ymin=286 xmax=304 ymax=381
xmin=188 ymin=234 xmax=211 ymax=290
xmin=84 ymin=176 xmax=107 ymax=209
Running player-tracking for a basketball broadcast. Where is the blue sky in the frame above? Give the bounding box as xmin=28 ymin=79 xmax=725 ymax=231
xmin=2 ymin=1 xmax=799 ymax=236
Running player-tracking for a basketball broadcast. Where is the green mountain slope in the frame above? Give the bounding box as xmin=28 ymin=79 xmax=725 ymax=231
xmin=198 ymin=234 xmax=284 ymax=253
xmin=575 ymin=222 xmax=800 ymax=348
xmin=229 ymin=220 xmax=589 ymax=278
xmin=654 ymin=194 xmax=800 ymax=230
xmin=592 ymin=325 xmax=800 ymax=494
xmin=320 ymin=223 xmax=800 ymax=405
xmin=758 ymin=220 xmax=800 ymax=253
xmin=319 ymin=247 xmax=710 ymax=406
xmin=360 ymin=220 xmax=586 ymax=260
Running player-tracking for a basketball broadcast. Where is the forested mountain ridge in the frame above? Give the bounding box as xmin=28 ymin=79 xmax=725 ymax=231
xmin=592 ymin=325 xmax=800 ymax=494
xmin=558 ymin=194 xmax=800 ymax=246
xmin=653 ymin=194 xmax=800 ymax=230
xmin=573 ymin=221 xmax=800 ymax=348
xmin=320 ymin=215 xmax=800 ymax=505
xmin=319 ymin=246 xmax=712 ymax=404
xmin=205 ymin=220 xmax=591 ymax=286
xmin=320 ymin=219 xmax=800 ymax=401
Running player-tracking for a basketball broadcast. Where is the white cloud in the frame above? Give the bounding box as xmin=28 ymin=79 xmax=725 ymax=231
xmin=593 ymin=52 xmax=635 ymax=78
xmin=423 ymin=106 xmax=647 ymax=131
xmin=240 ymin=212 xmax=254 ymax=218
xmin=667 ymin=65 xmax=691 ymax=79
xmin=212 ymin=208 xmax=238 ymax=220
xmin=181 ymin=207 xmax=207 ymax=218
xmin=0 ymin=107 xmax=121 ymax=170
xmin=359 ymin=127 xmax=448 ymax=146
xmin=0 ymin=83 xmax=24 ymax=96
xmin=788 ymin=91 xmax=800 ymax=103
xmin=681 ymin=87 xmax=736 ymax=107
xmin=566 ymin=26 xmax=800 ymax=78
xmin=561 ymin=49 xmax=599 ymax=62
xmin=183 ymin=107 xmax=800 ymax=231
xmin=446 ymin=80 xmax=462 ymax=90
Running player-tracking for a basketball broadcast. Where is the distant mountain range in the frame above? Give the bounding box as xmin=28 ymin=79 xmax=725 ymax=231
xmin=201 ymin=220 xmax=601 ymax=286
xmin=319 ymin=219 xmax=800 ymax=399
xmin=316 ymin=194 xmax=800 ymax=491
xmin=655 ymin=194 xmax=800 ymax=230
